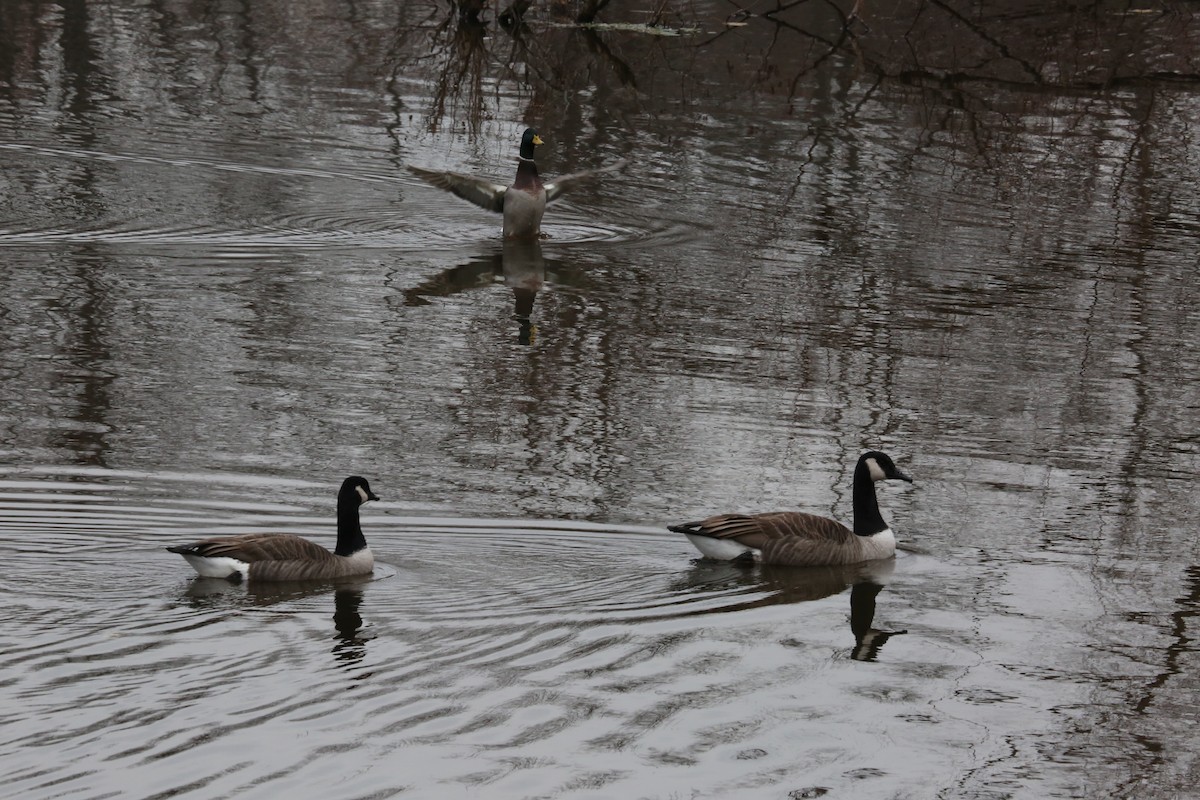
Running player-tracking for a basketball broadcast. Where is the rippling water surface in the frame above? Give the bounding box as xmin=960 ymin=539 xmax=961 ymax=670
xmin=2 ymin=1 xmax=1199 ymax=798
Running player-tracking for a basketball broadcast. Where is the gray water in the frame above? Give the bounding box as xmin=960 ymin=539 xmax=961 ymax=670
xmin=2 ymin=1 xmax=1198 ymax=798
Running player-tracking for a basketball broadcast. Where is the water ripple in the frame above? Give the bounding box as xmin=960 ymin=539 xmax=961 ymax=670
xmin=0 ymin=213 xmax=683 ymax=251
xmin=0 ymin=142 xmax=396 ymax=185
xmin=0 ymin=469 xmax=909 ymax=800
xmin=0 ymin=139 xmax=689 ymax=251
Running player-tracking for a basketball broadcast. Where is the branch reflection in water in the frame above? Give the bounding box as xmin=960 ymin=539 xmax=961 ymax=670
xmin=386 ymin=0 xmax=640 ymax=136
xmin=402 ymin=241 xmax=584 ymax=345
xmin=677 ymin=557 xmax=904 ymax=662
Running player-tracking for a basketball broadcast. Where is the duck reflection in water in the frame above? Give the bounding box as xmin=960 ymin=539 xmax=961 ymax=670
xmin=680 ymin=557 xmax=905 ymax=661
xmin=402 ymin=241 xmax=581 ymax=345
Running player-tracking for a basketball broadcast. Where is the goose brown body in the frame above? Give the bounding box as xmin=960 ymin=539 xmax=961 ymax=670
xmin=670 ymin=452 xmax=912 ymax=567
xmin=167 ymin=476 xmax=378 ymax=582
xmin=169 ymin=534 xmax=374 ymax=581
xmin=674 ymin=511 xmax=888 ymax=566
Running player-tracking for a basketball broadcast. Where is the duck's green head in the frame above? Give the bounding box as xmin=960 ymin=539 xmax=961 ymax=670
xmin=520 ymin=128 xmax=543 ymax=159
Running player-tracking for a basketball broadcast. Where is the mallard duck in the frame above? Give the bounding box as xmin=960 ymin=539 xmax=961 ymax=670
xmin=166 ymin=476 xmax=379 ymax=581
xmin=407 ymin=128 xmax=622 ymax=240
xmin=669 ymin=451 xmax=912 ymax=566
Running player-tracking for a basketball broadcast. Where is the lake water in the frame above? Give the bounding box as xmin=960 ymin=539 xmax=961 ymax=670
xmin=2 ymin=2 xmax=1198 ymax=798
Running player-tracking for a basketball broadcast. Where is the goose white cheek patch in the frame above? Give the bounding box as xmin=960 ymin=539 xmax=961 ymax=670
xmin=866 ymin=458 xmax=886 ymax=481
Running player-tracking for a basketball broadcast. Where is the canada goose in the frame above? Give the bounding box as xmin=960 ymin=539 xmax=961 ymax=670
xmin=166 ymin=476 xmax=379 ymax=581
xmin=407 ymin=127 xmax=624 ymax=240
xmin=669 ymin=451 xmax=912 ymax=567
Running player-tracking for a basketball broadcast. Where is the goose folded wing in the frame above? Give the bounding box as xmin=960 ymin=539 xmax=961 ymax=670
xmin=184 ymin=534 xmax=336 ymax=563
xmin=687 ymin=511 xmax=853 ymax=545
xmin=753 ymin=512 xmax=855 ymax=542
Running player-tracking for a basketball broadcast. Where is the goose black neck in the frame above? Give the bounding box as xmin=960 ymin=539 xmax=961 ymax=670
xmin=335 ymin=498 xmax=367 ymax=556
xmin=851 ymin=460 xmax=888 ymax=536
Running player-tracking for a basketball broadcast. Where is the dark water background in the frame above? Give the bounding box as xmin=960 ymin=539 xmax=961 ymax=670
xmin=2 ymin=1 xmax=1198 ymax=798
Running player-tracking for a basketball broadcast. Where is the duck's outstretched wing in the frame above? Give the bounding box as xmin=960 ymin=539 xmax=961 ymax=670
xmin=167 ymin=533 xmax=335 ymax=564
xmin=544 ymin=160 xmax=628 ymax=203
xmin=408 ymin=165 xmax=508 ymax=212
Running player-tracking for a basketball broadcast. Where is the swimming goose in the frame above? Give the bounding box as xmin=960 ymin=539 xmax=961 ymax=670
xmin=669 ymin=451 xmax=912 ymax=567
xmin=167 ymin=476 xmax=379 ymax=581
xmin=407 ymin=127 xmax=623 ymax=240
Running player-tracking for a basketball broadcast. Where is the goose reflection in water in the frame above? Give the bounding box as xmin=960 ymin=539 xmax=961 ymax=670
xmin=403 ymin=241 xmax=581 ymax=345
xmin=179 ymin=577 xmax=373 ymax=668
xmin=331 ymin=588 xmax=370 ymax=668
xmin=679 ymin=557 xmax=905 ymax=661
xmin=847 ymin=580 xmax=906 ymax=662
